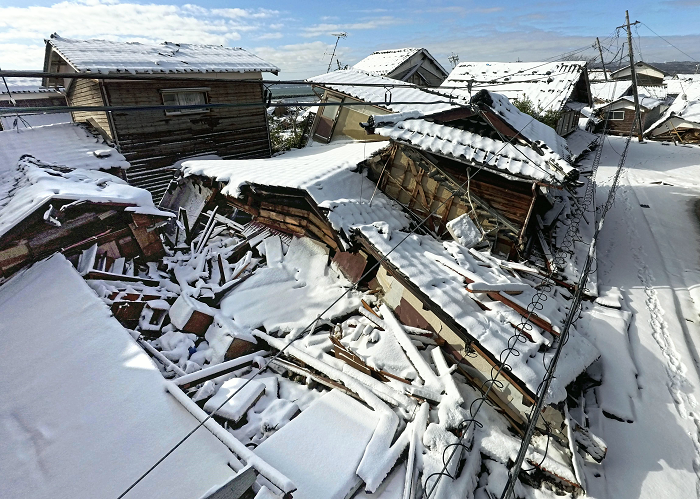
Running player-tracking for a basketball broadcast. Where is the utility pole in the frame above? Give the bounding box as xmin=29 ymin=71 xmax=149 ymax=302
xmin=327 ymin=32 xmax=347 ymax=73
xmin=619 ymin=10 xmax=644 ymax=142
xmin=596 ymin=37 xmax=608 ymax=81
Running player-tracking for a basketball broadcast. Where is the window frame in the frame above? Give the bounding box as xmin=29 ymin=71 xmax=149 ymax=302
xmin=160 ymin=87 xmax=211 ymax=116
xmin=608 ymin=110 xmax=625 ymax=121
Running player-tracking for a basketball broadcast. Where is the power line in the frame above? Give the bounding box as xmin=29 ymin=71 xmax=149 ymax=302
xmin=116 ymin=98 xmax=569 ymax=498
xmin=641 ymin=22 xmax=699 ymax=63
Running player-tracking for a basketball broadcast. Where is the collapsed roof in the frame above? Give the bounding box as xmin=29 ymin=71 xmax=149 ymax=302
xmin=0 ymin=122 xmax=129 ymax=173
xmin=440 ymin=61 xmax=592 ymax=112
xmin=368 ymin=90 xmax=574 ymax=184
xmin=647 ymin=82 xmax=700 ymax=137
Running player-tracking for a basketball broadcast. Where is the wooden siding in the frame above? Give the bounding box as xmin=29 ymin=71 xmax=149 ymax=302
xmin=101 ymin=79 xmax=271 ymax=201
xmin=68 ymin=79 xmax=111 ymax=138
xmin=370 ymin=144 xmax=538 ymax=257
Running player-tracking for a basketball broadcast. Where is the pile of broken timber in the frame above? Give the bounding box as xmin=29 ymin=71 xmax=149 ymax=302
xmin=194 ymin=177 xmax=344 ymax=252
xmin=0 ymin=200 xmax=169 ymax=280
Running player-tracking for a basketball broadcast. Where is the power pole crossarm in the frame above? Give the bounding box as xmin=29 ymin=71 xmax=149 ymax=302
xmin=624 ymin=10 xmax=645 ymax=142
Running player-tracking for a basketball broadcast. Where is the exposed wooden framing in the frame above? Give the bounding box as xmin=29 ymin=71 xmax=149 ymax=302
xmin=356 ymin=233 xmax=537 ymax=402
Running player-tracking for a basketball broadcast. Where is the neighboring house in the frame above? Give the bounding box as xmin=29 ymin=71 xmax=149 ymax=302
xmin=664 ymin=74 xmax=700 ymax=99
xmin=440 ymin=61 xmax=593 ymax=136
xmin=595 ymin=94 xmax=664 ymax=136
xmin=352 ymin=48 xmax=449 ymax=87
xmin=362 ymin=89 xmax=576 ymax=259
xmin=0 ymin=77 xmax=70 ymax=130
xmin=610 ymin=61 xmax=667 ymax=86
xmin=42 ymin=34 xmax=280 ymax=201
xmin=646 ymin=82 xmax=700 ymax=143
xmin=306 ymin=69 xmax=458 ymax=143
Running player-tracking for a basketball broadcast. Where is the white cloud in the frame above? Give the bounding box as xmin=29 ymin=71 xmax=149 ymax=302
xmin=253 ymin=41 xmax=345 ymax=78
xmin=0 ymin=0 xmax=281 ymax=69
xmin=300 ymin=16 xmax=404 ymax=38
xmin=256 ymin=32 xmax=284 ymax=41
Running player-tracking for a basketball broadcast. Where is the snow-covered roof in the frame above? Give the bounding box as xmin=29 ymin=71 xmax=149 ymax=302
xmin=621 ymin=94 xmax=663 ymax=110
xmin=0 ymin=77 xmax=62 ymax=95
xmin=0 ymin=112 xmax=72 ymax=131
xmin=307 ymin=69 xmax=459 ymax=115
xmin=0 ymin=122 xmax=129 ymax=173
xmin=372 ymin=91 xmax=573 ymax=184
xmin=610 ymin=61 xmax=667 ymax=79
xmin=664 ymin=74 xmax=700 ymax=96
xmin=647 ymin=82 xmax=700 ymax=134
xmin=355 ymin=225 xmax=599 ymax=401
xmin=0 ymin=254 xmax=238 ymax=499
xmin=591 ymin=81 xmax=631 ymax=103
xmin=440 ymin=61 xmax=589 ymax=112
xmin=353 ymin=47 xmax=448 ymax=78
xmin=46 ymin=34 xmax=280 ymax=75
xmin=182 ymin=142 xmax=411 ymax=235
xmin=0 ymin=157 xmax=167 ymax=239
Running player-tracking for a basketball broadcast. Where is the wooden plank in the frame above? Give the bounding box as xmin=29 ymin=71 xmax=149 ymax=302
xmin=485 ymin=291 xmax=558 ymax=336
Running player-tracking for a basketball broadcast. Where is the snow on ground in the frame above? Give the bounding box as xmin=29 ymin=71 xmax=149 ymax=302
xmin=579 ymin=137 xmax=700 ymax=499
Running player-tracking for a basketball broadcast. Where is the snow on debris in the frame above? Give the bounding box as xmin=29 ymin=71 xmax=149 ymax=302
xmin=220 ymin=236 xmax=363 ymax=336
xmin=47 ymin=34 xmax=280 ymax=75
xmin=307 ymin=69 xmax=459 ymax=115
xmin=254 ymin=389 xmax=380 ymax=499
xmin=0 ymin=254 xmax=238 ymax=499
xmin=0 ymin=122 xmax=129 ymax=173
xmin=357 ymin=224 xmax=600 ymax=400
xmin=441 ymin=61 xmax=589 ymax=112
xmin=647 ymin=81 xmax=700 ymax=135
xmin=182 ymin=142 xmax=411 ymax=237
xmin=0 ymin=157 xmax=167 ymax=239
xmin=353 ymin=47 xmax=422 ymax=76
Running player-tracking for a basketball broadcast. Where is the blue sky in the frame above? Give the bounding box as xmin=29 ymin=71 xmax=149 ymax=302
xmin=1 ymin=0 xmax=699 ymax=78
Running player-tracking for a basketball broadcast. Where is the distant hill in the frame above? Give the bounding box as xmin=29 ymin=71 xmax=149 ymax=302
xmin=590 ymin=61 xmax=700 ymax=75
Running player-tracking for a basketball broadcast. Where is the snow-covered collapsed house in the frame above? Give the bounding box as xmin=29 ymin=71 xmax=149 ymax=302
xmin=0 ymin=77 xmax=70 ymax=130
xmin=0 ymin=122 xmax=171 ymax=278
xmin=157 ymin=133 xmax=602 ymax=496
xmin=646 ymin=82 xmax=700 ymax=143
xmin=440 ymin=61 xmax=593 ymax=137
xmin=41 ymin=34 xmax=280 ymax=201
xmin=306 ymin=68 xmax=458 ymax=143
xmin=352 ymin=47 xmax=449 ymax=87
xmin=362 ymin=89 xmax=577 ymax=259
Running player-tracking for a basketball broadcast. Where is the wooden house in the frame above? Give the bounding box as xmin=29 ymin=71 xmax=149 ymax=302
xmin=352 ymin=48 xmax=449 ymax=87
xmin=363 ymin=90 xmax=577 ymax=260
xmin=646 ymin=82 xmax=700 ymax=143
xmin=596 ymin=94 xmax=664 ymax=136
xmin=439 ymin=61 xmax=593 ymax=137
xmin=42 ymin=34 xmax=280 ymax=202
xmin=306 ymin=69 xmax=458 ymax=143
xmin=610 ymin=61 xmax=667 ymax=86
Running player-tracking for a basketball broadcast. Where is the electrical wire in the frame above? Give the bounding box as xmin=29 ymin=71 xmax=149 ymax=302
xmin=641 ymin=22 xmax=699 ymax=63
xmin=116 ymin=97 xmax=563 ymax=498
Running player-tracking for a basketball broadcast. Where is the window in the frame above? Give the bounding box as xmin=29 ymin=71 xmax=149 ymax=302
xmin=161 ymin=88 xmax=209 ymax=115
xmin=608 ymin=110 xmax=625 ymax=121
xmin=313 ymin=94 xmax=344 ymax=142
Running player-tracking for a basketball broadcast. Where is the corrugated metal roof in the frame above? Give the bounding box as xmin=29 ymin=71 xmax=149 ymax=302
xmin=307 ymin=69 xmax=459 ymax=115
xmin=47 ymin=35 xmax=280 ymax=75
xmin=440 ymin=61 xmax=588 ymax=112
